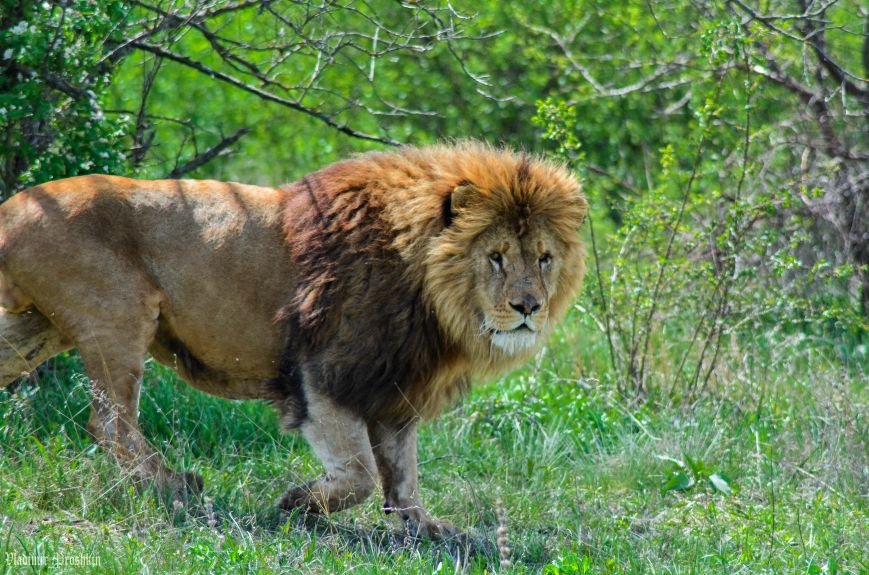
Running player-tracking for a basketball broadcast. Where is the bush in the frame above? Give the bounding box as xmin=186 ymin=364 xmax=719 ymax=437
xmin=0 ymin=0 xmax=130 ymax=197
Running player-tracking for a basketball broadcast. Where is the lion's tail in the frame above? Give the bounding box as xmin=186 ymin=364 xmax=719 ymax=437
xmin=0 ymin=307 xmax=68 ymax=388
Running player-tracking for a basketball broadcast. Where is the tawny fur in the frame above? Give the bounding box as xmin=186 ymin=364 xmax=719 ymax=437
xmin=0 ymin=141 xmax=586 ymax=538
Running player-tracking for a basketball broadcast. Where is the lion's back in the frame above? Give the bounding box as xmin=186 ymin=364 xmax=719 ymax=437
xmin=1 ymin=174 xmax=288 ymax=271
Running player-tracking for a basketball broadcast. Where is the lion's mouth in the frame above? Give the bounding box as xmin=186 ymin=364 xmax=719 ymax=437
xmin=491 ymin=322 xmax=535 ymax=335
xmin=486 ymin=321 xmax=539 ymax=355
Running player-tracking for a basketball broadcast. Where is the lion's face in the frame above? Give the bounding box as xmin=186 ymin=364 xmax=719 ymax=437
xmin=469 ymin=222 xmax=560 ymax=355
xmin=421 ymin=155 xmax=586 ymax=370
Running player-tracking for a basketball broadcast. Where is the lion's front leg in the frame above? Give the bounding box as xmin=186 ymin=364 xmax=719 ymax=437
xmin=368 ymin=420 xmax=459 ymax=540
xmin=278 ymin=390 xmax=377 ymax=514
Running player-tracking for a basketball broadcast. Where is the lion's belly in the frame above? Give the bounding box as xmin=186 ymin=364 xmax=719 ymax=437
xmin=146 ymin=258 xmax=295 ymax=400
xmin=148 ymin=313 xmax=285 ymax=400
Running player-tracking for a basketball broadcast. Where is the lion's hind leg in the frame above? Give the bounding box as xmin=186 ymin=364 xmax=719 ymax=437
xmin=278 ymin=389 xmax=377 ymax=515
xmin=65 ymin=287 xmax=203 ymax=496
xmin=0 ymin=307 xmax=69 ymax=387
xmin=78 ymin=331 xmax=203 ymax=495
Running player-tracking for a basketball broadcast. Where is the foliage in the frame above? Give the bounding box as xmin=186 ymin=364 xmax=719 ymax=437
xmin=0 ymin=0 xmax=131 ymax=196
xmin=528 ymin=4 xmax=866 ymax=395
xmin=106 ymin=1 xmax=492 ymax=181
xmin=1 ymin=1 xmax=493 ymax=190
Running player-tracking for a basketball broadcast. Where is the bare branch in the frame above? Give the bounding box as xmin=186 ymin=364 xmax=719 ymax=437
xmin=745 ymin=45 xmax=856 ymax=160
xmin=730 ymin=0 xmax=869 ymax=104
xmin=131 ymin=57 xmax=162 ymax=167
xmin=111 ymin=0 xmax=499 ymax=149
xmin=525 ymin=22 xmax=690 ymax=99
xmin=101 ymin=0 xmax=263 ymax=64
xmin=131 ymin=41 xmax=400 ymax=146
xmin=167 ymin=127 xmax=251 ymax=179
xmin=586 ymin=164 xmax=639 ymax=195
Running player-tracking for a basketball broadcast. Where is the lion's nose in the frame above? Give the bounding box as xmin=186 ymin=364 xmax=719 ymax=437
xmin=509 ymin=295 xmax=541 ymax=316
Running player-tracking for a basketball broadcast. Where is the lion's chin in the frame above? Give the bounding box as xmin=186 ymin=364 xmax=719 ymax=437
xmin=489 ymin=327 xmax=539 ymax=356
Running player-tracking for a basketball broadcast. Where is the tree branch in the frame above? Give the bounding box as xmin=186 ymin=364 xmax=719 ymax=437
xmin=745 ymin=42 xmax=855 ymax=160
xmin=525 ymin=22 xmax=690 ymax=99
xmin=167 ymin=127 xmax=250 ymax=179
xmin=131 ymin=41 xmax=400 ymax=146
xmin=730 ymin=0 xmax=869 ymax=105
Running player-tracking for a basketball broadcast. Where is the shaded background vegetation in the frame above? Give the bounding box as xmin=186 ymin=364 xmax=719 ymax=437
xmin=0 ymin=1 xmax=866 ymax=574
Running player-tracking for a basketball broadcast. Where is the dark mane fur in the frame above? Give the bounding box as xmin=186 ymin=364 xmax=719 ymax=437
xmin=279 ymin=163 xmax=451 ymax=423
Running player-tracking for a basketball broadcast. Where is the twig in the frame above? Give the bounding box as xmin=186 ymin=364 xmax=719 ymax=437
xmin=586 ymin=164 xmax=639 ymax=195
xmin=636 ymin=81 xmax=724 ymax=389
xmin=131 ymin=56 xmax=162 ymax=167
xmin=167 ymin=127 xmax=250 ymax=178
xmin=588 ymin=213 xmax=621 ymax=382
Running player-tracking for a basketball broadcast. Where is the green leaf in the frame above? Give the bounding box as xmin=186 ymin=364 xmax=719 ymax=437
xmin=708 ymin=473 xmax=732 ymax=495
xmin=662 ymin=471 xmax=694 ymax=492
xmin=685 ymin=454 xmax=708 ymax=477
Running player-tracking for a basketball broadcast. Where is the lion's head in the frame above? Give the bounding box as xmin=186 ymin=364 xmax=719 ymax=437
xmin=421 ymin=146 xmax=587 ymax=367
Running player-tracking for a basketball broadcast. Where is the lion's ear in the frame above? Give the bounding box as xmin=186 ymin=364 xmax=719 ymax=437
xmin=443 ymin=182 xmax=478 ymax=228
xmin=574 ymin=189 xmax=589 ymax=226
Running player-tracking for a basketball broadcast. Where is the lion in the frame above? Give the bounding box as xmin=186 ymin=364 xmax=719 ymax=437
xmin=0 ymin=142 xmax=586 ymax=538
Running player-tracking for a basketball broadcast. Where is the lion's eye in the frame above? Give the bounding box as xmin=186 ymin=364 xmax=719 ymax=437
xmin=539 ymin=253 xmax=552 ymax=267
xmin=489 ymin=252 xmax=504 ymax=269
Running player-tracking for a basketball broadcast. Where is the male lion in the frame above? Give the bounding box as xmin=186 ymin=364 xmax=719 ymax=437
xmin=0 ymin=142 xmax=586 ymax=538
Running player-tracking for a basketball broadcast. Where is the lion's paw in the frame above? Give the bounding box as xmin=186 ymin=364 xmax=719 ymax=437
xmin=410 ymin=517 xmax=460 ymax=540
xmin=277 ymin=485 xmax=320 ymax=513
xmin=397 ymin=509 xmax=462 ymax=541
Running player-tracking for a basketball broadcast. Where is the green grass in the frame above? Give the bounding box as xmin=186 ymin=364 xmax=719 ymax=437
xmin=1 ymin=316 xmax=866 ymax=574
